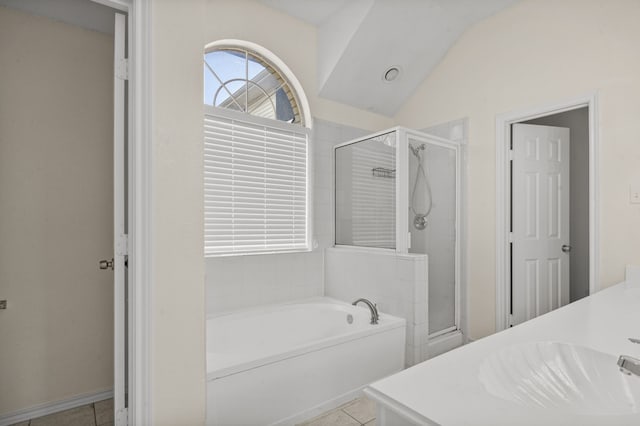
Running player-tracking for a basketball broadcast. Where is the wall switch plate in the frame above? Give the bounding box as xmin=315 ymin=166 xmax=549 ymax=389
xmin=630 ymin=184 xmax=640 ymax=204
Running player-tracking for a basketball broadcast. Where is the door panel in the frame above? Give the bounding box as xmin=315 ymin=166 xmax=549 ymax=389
xmin=512 ymin=124 xmax=570 ymax=326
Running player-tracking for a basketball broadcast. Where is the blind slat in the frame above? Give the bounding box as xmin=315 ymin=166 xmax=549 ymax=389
xmin=204 ymin=112 xmax=309 ymax=256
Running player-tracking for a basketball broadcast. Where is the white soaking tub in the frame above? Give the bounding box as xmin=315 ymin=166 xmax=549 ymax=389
xmin=206 ymin=297 xmax=406 ymax=425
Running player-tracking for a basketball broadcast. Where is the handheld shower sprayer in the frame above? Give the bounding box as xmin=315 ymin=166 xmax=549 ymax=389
xmin=409 ymin=143 xmax=432 ymax=230
xmin=410 ymin=143 xmax=425 ymax=158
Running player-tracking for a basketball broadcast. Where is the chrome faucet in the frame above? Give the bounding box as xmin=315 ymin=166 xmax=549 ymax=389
xmin=352 ymin=298 xmax=379 ymax=325
xmin=617 ymin=355 xmax=640 ymax=377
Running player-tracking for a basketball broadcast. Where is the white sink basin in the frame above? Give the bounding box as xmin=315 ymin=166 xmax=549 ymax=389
xmin=479 ymin=342 xmax=640 ymax=415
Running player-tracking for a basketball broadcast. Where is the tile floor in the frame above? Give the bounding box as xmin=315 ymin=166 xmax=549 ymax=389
xmin=11 ymin=398 xmax=113 ymax=426
xmin=298 ymin=397 xmax=377 ymax=426
xmin=13 ymin=396 xmax=371 ymax=426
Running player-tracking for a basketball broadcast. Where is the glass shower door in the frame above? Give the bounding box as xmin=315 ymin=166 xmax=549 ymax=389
xmin=335 ymin=131 xmax=397 ymax=249
xmin=406 ymin=134 xmax=459 ymax=337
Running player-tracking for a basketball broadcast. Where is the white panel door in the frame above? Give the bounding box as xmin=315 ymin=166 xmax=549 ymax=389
xmin=113 ymin=12 xmax=128 ymax=426
xmin=512 ymin=124 xmax=570 ymax=326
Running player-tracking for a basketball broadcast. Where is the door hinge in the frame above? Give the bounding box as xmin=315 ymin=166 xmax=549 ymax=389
xmin=508 ymin=232 xmax=514 ymax=243
xmin=508 ymin=149 xmax=514 ymax=161
xmin=116 ymin=234 xmax=129 ymax=256
xmin=407 ymin=231 xmax=412 ymax=249
xmin=116 ymin=58 xmax=129 ymax=80
xmin=116 ymin=407 xmax=128 ymax=425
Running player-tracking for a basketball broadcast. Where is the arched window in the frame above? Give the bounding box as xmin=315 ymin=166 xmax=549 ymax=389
xmin=203 ymin=41 xmax=311 ymax=257
xmin=204 ymin=47 xmax=304 ymax=125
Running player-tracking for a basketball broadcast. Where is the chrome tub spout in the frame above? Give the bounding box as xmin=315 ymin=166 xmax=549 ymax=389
xmin=352 ymin=298 xmax=379 ymax=325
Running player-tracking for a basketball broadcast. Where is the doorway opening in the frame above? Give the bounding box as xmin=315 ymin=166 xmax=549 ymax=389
xmin=0 ymin=0 xmax=150 ymax=424
xmin=495 ymin=94 xmax=599 ymax=331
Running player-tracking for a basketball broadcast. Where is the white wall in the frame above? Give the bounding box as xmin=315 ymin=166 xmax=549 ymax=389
xmin=525 ymin=108 xmax=590 ymax=302
xmin=152 ymin=1 xmax=206 ymax=424
xmin=151 ymin=1 xmax=392 ymax=422
xmin=395 ymin=0 xmax=640 ymax=339
xmin=0 ymin=6 xmax=113 ymax=415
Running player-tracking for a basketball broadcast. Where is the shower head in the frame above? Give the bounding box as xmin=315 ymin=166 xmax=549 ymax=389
xmin=410 ymin=143 xmax=426 ymax=158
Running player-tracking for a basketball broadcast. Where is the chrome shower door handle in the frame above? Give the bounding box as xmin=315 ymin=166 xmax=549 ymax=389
xmin=99 ymin=258 xmax=114 ymax=270
xmin=562 ymin=245 xmax=572 ymax=253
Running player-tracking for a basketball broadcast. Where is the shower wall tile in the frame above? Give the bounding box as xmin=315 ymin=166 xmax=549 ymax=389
xmin=324 ymin=247 xmax=429 ymax=367
xmin=414 ymin=302 xmax=428 ymax=326
xmin=206 ymin=119 xmax=367 ymax=315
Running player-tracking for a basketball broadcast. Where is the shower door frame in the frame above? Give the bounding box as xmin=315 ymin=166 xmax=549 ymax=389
xmin=398 ymin=128 xmax=462 ymax=338
xmin=333 ymin=127 xmax=463 ymax=339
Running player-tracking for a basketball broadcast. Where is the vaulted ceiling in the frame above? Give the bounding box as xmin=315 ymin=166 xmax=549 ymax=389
xmin=261 ymin=0 xmax=521 ymax=116
xmin=1 ymin=0 xmax=521 ymax=117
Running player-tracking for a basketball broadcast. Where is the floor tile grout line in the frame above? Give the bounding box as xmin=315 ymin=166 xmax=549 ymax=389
xmin=340 ymin=408 xmax=371 ymax=425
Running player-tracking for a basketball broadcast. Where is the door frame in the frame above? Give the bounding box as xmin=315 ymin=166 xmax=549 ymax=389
xmin=90 ymin=0 xmax=153 ymax=424
xmin=495 ymin=92 xmax=599 ymax=332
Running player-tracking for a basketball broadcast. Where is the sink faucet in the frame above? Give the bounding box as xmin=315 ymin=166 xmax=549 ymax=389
xmin=352 ymin=298 xmax=379 ymax=324
xmin=617 ymin=355 xmax=640 ymax=377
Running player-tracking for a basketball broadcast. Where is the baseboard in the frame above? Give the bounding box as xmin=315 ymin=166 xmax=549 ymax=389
xmin=0 ymin=388 xmax=113 ymax=426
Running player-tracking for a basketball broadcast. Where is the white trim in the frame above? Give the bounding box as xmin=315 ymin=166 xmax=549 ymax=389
xmin=459 ymin=129 xmax=469 ymax=337
xmin=92 ymin=0 xmax=153 ymax=424
xmin=403 ymin=128 xmax=463 ymax=335
xmin=427 ymin=330 xmax=465 ymax=358
xmin=129 ymin=0 xmax=153 ymax=424
xmin=396 ymin=128 xmax=409 ymax=253
xmin=0 ymin=389 xmax=113 ymax=426
xmin=203 ymin=39 xmax=312 ymax=128
xmin=91 ymin=0 xmax=129 ymax=11
xmin=428 ymin=325 xmax=457 ymax=339
xmin=204 ymin=104 xmax=311 ymax=136
xmin=333 ymin=127 xmax=400 ymax=150
xmin=113 ymin=12 xmax=127 ymax=425
xmin=495 ymin=92 xmax=600 ymax=332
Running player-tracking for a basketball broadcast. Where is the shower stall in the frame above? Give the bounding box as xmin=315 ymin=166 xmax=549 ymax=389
xmin=334 ymin=127 xmax=462 ymax=341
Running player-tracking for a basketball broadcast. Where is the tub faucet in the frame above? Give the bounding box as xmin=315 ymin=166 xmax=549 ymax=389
xmin=352 ymin=298 xmax=379 ymax=325
xmin=617 ymin=355 xmax=640 ymax=377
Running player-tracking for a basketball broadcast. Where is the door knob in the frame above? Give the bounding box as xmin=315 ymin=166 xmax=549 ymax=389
xmin=561 ymin=245 xmax=572 ymax=253
xmin=99 ymin=258 xmax=114 ymax=270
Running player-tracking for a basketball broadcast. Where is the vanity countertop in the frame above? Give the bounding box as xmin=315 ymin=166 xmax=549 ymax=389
xmin=365 ymin=280 xmax=640 ymax=425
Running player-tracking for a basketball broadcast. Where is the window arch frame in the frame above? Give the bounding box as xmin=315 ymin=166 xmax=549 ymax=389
xmin=204 ymin=39 xmax=312 ymax=128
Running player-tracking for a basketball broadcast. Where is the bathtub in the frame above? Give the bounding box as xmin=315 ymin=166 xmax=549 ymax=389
xmin=206 ymin=297 xmax=406 ymax=425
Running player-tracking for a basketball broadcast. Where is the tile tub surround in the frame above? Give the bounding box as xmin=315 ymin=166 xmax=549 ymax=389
xmin=325 ymin=247 xmax=429 ymax=366
xmin=366 ymin=280 xmax=640 ymax=425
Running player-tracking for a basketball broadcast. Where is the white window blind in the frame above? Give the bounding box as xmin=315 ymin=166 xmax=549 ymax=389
xmin=204 ymin=107 xmax=310 ymax=256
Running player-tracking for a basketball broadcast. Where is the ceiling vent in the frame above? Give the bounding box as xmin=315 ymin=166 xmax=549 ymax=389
xmin=383 ymin=66 xmax=401 ymax=82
